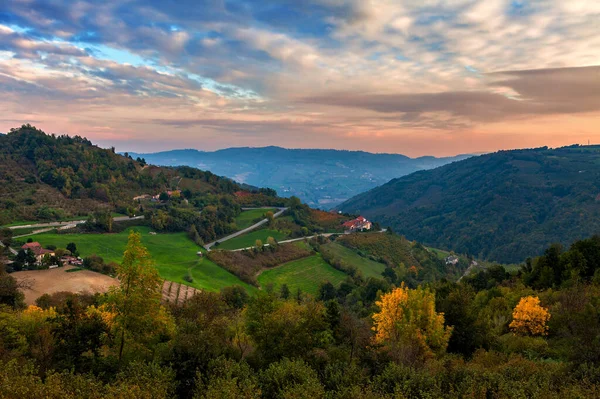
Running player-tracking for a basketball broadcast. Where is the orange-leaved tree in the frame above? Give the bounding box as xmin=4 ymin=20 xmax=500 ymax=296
xmin=372 ymin=283 xmax=452 ymax=359
xmin=509 ymin=296 xmax=550 ymax=336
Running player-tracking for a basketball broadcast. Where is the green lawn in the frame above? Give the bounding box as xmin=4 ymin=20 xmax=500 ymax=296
xmin=258 ymin=254 xmax=348 ymax=296
xmin=33 ymin=226 xmax=254 ymax=292
xmin=321 ymin=242 xmax=386 ymax=279
xmin=235 ymin=209 xmax=276 ymax=230
xmin=217 ymin=229 xmax=288 ymax=251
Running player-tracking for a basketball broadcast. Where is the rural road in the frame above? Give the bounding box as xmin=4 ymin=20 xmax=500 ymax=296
xmin=0 ymin=240 xmax=18 ymax=256
xmin=7 ymin=215 xmax=145 ymax=230
xmin=204 ymin=207 xmax=287 ymax=251
xmin=230 ymin=232 xmax=345 ymax=252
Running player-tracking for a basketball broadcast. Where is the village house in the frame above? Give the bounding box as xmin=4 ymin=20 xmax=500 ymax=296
xmin=60 ymin=255 xmax=83 ymax=267
xmin=21 ymin=242 xmax=55 ymax=264
xmin=342 ymin=216 xmax=372 ymax=232
xmin=445 ymin=255 xmax=460 ymax=266
xmin=133 ymin=194 xmax=151 ymax=201
xmin=152 ymin=190 xmax=181 ymax=201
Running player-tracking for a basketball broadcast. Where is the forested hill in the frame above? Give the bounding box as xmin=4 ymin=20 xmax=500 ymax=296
xmin=129 ymin=147 xmax=472 ymax=209
xmin=338 ymin=145 xmax=600 ymax=263
xmin=0 ymin=125 xmax=242 ymax=224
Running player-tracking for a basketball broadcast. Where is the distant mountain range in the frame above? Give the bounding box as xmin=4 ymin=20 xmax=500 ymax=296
xmin=128 ymin=147 xmax=472 ymax=209
xmin=338 ymin=145 xmax=600 ymax=263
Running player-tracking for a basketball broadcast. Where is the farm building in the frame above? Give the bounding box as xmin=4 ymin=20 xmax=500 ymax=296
xmin=342 ymin=216 xmax=372 ymax=232
xmin=21 ymin=242 xmax=55 ymax=263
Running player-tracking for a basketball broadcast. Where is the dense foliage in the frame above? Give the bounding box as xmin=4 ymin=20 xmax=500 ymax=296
xmin=336 ymin=232 xmax=469 ymax=284
xmin=2 ymin=234 xmax=600 ymax=397
xmin=0 ymin=125 xmax=244 ymax=225
xmin=339 ymin=146 xmax=600 ymax=263
xmin=208 ymin=243 xmax=313 ymax=285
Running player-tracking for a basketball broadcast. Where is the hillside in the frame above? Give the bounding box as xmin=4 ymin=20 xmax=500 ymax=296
xmin=338 ymin=145 xmax=600 ymax=263
xmin=0 ymin=125 xmax=241 ymax=225
xmin=129 ymin=147 xmax=471 ymax=209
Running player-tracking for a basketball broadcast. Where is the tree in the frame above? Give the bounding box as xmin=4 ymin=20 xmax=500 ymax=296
xmin=14 ymin=249 xmax=36 ymax=271
xmin=372 ymin=283 xmax=452 ymax=359
xmin=159 ymin=192 xmax=169 ymax=202
xmin=106 ymin=231 xmax=175 ymax=363
xmin=221 ymin=285 xmax=249 ymax=309
xmin=0 ymin=273 xmax=26 ymax=308
xmin=509 ymin=296 xmax=550 ymax=336
xmin=318 ymin=282 xmax=336 ymax=301
xmin=266 ymin=236 xmax=278 ymax=249
xmin=0 ymin=228 xmax=13 ymax=247
xmin=279 ymin=284 xmax=290 ymax=299
xmin=266 ymin=211 xmax=275 ymax=226
xmin=66 ymin=242 xmax=78 ymax=256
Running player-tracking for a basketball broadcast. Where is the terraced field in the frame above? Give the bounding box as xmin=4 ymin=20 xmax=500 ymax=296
xmin=321 ymin=242 xmax=386 ymax=279
xmin=32 ymin=226 xmax=253 ymax=292
xmin=216 ymin=229 xmax=288 ymax=250
xmin=162 ymin=280 xmax=201 ymax=305
xmin=258 ymin=254 xmax=347 ymax=296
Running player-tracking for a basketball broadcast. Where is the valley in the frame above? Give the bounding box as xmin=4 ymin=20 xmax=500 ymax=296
xmin=2 ymin=126 xmax=600 ymax=398
xmin=130 ymin=147 xmax=472 ymax=209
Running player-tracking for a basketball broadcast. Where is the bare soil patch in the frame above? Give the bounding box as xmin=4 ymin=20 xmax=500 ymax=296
xmin=12 ymin=266 xmax=119 ymax=305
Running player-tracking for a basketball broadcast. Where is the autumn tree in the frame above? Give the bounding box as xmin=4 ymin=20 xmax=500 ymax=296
xmin=106 ymin=231 xmax=175 ymax=363
xmin=509 ymin=296 xmax=550 ymax=336
xmin=372 ymin=283 xmax=452 ymax=360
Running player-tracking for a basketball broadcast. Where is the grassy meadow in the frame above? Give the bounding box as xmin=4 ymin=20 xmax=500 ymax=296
xmin=235 ymin=208 xmax=276 ymax=230
xmin=32 ymin=226 xmax=254 ymax=292
xmin=217 ymin=229 xmax=288 ymax=250
xmin=258 ymin=254 xmax=347 ymax=295
xmin=321 ymin=242 xmax=386 ymax=279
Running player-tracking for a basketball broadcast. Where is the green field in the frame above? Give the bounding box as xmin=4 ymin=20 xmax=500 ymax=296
xmin=32 ymin=226 xmax=254 ymax=292
xmin=235 ymin=208 xmax=275 ymax=230
xmin=258 ymin=254 xmax=348 ymax=296
xmin=217 ymin=229 xmax=288 ymax=251
xmin=321 ymin=242 xmax=386 ymax=279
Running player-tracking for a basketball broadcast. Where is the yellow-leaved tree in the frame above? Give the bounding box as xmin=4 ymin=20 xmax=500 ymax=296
xmin=106 ymin=231 xmax=175 ymax=363
xmin=372 ymin=283 xmax=452 ymax=360
xmin=509 ymin=296 xmax=550 ymax=336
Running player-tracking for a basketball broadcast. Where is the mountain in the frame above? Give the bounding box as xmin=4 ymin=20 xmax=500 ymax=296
xmin=0 ymin=125 xmax=243 ymax=225
xmin=128 ymin=147 xmax=471 ymax=209
xmin=338 ymin=145 xmax=600 ymax=263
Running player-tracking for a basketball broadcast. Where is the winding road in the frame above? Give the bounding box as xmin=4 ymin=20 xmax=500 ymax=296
xmin=204 ymin=207 xmax=287 ymax=251
xmin=7 ymin=215 xmax=145 ymax=230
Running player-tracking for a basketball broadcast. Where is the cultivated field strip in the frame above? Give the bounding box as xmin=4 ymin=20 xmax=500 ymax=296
xmin=161 ymin=280 xmax=201 ymax=305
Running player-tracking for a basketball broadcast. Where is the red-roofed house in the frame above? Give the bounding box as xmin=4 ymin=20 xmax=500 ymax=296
xmin=21 ymin=242 xmax=55 ymax=263
xmin=342 ymin=216 xmax=372 ymax=232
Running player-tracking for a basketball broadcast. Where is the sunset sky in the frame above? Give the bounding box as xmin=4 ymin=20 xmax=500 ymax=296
xmin=0 ymin=0 xmax=599 ymax=156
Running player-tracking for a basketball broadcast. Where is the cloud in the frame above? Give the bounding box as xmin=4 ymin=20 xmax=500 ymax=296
xmin=0 ymin=1 xmax=599 ymax=155
xmin=301 ymin=66 xmax=600 ymax=124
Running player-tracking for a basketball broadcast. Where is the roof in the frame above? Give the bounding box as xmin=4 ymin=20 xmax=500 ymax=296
xmin=343 ymin=216 xmax=371 ymax=229
xmin=21 ymin=242 xmax=54 ymax=256
xmin=22 ymin=242 xmax=42 ymax=250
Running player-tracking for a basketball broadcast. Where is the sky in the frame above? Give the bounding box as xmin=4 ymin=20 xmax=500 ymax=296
xmin=0 ymin=0 xmax=599 ymax=156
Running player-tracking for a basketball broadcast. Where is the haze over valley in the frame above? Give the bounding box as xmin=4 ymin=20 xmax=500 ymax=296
xmin=130 ymin=147 xmax=472 ymax=208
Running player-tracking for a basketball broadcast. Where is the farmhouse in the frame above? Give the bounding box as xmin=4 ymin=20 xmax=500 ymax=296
xmin=445 ymin=255 xmax=459 ymax=265
xmin=342 ymin=216 xmax=372 ymax=232
xmin=21 ymin=242 xmax=55 ymax=263
xmin=133 ymin=194 xmax=151 ymax=201
xmin=152 ymin=190 xmax=181 ymax=201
